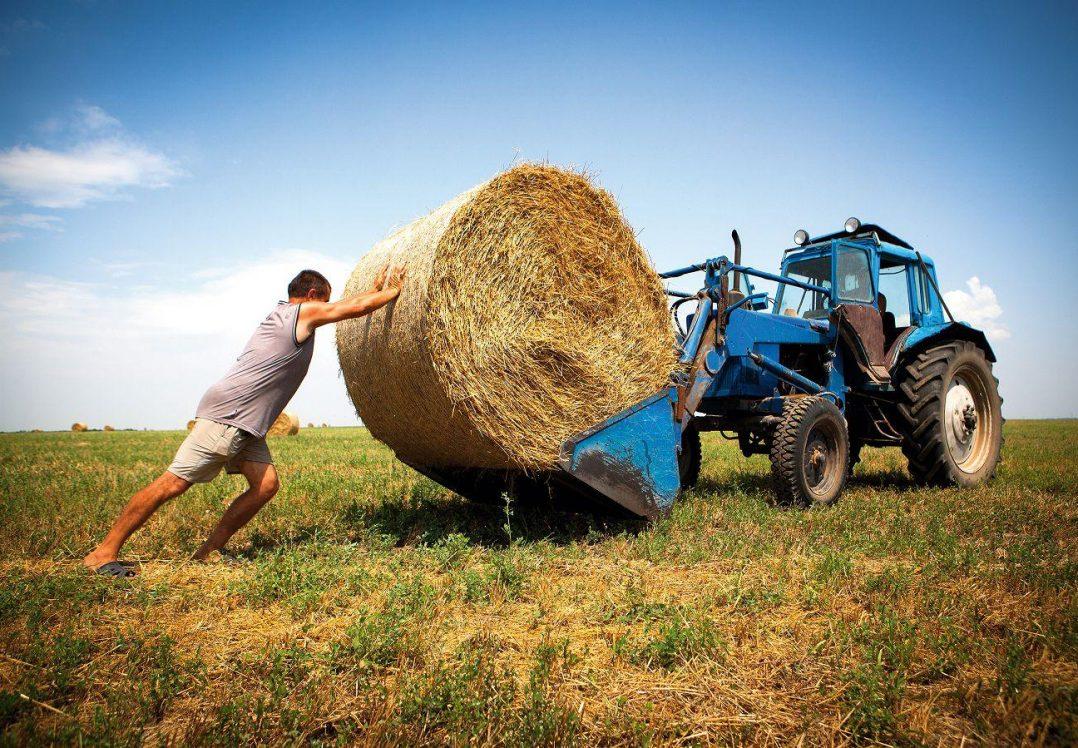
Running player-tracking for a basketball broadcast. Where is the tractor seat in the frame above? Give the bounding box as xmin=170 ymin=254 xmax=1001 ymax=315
xmin=832 ymin=303 xmax=890 ymax=384
xmin=878 ymin=293 xmax=898 ymax=345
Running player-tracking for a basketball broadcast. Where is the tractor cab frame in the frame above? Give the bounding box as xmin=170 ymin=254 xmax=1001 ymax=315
xmin=774 ymin=231 xmax=953 ymax=385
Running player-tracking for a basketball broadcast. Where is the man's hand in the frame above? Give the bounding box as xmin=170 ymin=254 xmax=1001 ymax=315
xmin=386 ymin=265 xmax=406 ymax=290
xmin=371 ymin=263 xmax=390 ymax=292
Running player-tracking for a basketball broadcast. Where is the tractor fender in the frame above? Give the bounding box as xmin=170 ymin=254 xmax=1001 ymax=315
xmin=898 ymin=322 xmax=996 ymax=364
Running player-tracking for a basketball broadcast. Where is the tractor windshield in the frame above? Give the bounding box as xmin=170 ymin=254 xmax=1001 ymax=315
xmin=777 ymin=254 xmax=832 ymax=318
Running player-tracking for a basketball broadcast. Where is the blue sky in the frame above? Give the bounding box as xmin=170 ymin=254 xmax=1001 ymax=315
xmin=0 ymin=0 xmax=1075 ymax=430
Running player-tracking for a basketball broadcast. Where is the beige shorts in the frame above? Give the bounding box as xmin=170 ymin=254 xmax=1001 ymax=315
xmin=167 ymin=418 xmax=273 ymax=484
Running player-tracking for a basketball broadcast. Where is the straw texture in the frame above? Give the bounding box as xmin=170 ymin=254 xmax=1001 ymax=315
xmin=337 ymin=164 xmax=675 ymax=470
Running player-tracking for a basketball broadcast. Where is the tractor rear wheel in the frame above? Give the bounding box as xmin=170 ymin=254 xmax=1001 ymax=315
xmin=678 ymin=423 xmax=702 ymax=490
xmin=895 ymin=341 xmax=1002 ymax=486
xmin=769 ymin=396 xmax=849 ymax=506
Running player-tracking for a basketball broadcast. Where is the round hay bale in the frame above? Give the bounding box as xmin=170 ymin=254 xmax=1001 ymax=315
xmin=103 ymin=425 xmax=115 ymax=432
xmin=71 ymin=422 xmax=88 ymax=432
xmin=186 ymin=419 xmax=197 ymax=431
xmin=321 ymin=423 xmax=329 ymax=428
xmin=337 ymin=164 xmax=676 ymax=470
xmin=267 ymin=411 xmax=300 ymax=437
xmin=307 ymin=422 xmax=315 ymax=429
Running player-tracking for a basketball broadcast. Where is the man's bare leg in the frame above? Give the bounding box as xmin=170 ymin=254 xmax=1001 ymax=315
xmin=83 ymin=471 xmax=192 ymax=571
xmin=192 ymin=462 xmax=279 ymax=561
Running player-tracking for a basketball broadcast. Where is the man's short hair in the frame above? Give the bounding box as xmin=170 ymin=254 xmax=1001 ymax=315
xmin=288 ymin=269 xmax=331 ymax=299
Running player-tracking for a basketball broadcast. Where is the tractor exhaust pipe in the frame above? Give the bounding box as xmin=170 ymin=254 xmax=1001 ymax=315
xmin=731 ymin=230 xmax=742 ymax=292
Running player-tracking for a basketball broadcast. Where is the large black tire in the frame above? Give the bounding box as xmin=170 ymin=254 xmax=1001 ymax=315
xmin=895 ymin=341 xmax=1003 ymax=487
xmin=769 ymin=396 xmax=849 ymax=506
xmin=678 ymin=423 xmax=702 ymax=490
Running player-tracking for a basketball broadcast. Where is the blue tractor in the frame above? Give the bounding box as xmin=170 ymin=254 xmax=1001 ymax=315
xmin=416 ymin=219 xmax=1003 ymax=517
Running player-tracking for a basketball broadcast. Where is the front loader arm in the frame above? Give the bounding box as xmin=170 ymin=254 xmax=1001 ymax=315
xmin=674 ymin=295 xmax=723 ymax=429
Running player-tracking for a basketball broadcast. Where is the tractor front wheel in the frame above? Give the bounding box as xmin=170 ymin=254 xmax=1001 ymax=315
xmin=769 ymin=396 xmax=849 ymax=506
xmin=895 ymin=341 xmax=1003 ymax=486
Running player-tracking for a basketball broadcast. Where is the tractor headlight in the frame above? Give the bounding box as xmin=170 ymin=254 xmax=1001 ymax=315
xmin=844 ymin=216 xmax=861 ymax=233
xmin=793 ymin=229 xmax=809 ymax=246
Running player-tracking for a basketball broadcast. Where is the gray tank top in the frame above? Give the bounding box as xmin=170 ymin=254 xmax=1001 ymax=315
xmin=196 ymin=302 xmax=314 ymax=438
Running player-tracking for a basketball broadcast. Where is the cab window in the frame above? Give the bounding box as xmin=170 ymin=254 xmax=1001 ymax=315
xmin=878 ymin=262 xmax=912 ymax=327
xmin=914 ymin=265 xmax=932 ymax=314
xmin=777 ymin=254 xmax=831 ymax=317
xmin=836 ymin=246 xmax=873 ymax=303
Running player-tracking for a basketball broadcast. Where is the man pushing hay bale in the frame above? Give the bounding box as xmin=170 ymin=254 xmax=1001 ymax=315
xmin=85 ymin=268 xmax=403 ymax=576
xmin=337 ymin=164 xmax=676 ymax=471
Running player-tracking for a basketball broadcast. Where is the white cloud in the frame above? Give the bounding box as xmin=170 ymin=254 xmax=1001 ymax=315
xmin=0 ymin=105 xmax=180 ymax=209
xmin=0 ymin=250 xmax=360 ymax=431
xmin=75 ymin=104 xmax=122 ymax=132
xmin=944 ymin=277 xmax=1010 ymax=341
xmin=0 ymin=212 xmax=62 ymax=229
xmin=0 ymin=250 xmax=354 ymax=341
xmin=0 ymin=140 xmax=180 ymax=208
xmin=0 ymin=212 xmax=63 ymax=242
xmin=89 ymin=259 xmax=152 ymax=278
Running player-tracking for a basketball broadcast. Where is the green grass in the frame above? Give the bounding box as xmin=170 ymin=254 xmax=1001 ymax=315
xmin=0 ymin=421 xmax=1074 ymax=745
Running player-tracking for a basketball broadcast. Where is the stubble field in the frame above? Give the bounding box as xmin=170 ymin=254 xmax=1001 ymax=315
xmin=0 ymin=421 xmax=1074 ymax=745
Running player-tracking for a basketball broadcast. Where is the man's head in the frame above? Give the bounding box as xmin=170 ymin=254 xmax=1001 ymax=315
xmin=288 ymin=269 xmax=332 ymax=302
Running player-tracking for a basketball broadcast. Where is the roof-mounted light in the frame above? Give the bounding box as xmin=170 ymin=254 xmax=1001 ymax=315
xmin=793 ymin=229 xmax=809 ymax=246
xmin=844 ymin=216 xmax=861 ymax=233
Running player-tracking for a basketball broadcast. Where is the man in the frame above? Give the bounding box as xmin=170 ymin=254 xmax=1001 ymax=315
xmin=83 ymin=265 xmax=404 ymax=577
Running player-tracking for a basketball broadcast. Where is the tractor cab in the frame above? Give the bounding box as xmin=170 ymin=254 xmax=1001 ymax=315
xmin=774 ymin=221 xmax=948 ymax=384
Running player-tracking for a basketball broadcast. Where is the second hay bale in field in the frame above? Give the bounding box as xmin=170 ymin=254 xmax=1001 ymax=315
xmin=267 ymin=411 xmax=300 ymax=437
xmin=336 ymin=164 xmax=676 ymax=470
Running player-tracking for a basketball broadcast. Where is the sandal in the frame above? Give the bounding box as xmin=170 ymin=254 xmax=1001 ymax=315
xmin=94 ymin=561 xmax=138 ymax=578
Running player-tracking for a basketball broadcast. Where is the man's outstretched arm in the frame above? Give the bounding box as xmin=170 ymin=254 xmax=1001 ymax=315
xmin=297 ymin=266 xmax=405 ymax=340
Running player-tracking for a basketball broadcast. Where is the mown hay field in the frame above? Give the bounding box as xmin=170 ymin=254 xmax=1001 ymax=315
xmin=0 ymin=421 xmax=1074 ymax=745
